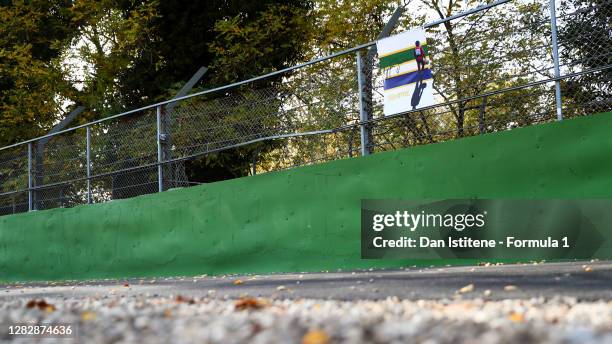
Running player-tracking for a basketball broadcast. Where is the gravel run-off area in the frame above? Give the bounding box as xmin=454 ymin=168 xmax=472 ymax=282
xmin=0 ymin=294 xmax=610 ymax=344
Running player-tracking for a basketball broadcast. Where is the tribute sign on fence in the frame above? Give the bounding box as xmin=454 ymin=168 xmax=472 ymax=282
xmin=377 ymin=27 xmax=436 ymax=116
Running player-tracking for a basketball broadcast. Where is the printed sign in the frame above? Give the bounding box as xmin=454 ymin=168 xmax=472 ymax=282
xmin=377 ymin=28 xmax=436 ymax=116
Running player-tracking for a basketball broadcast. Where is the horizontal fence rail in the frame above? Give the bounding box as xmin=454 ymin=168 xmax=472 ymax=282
xmin=0 ymin=0 xmax=610 ymax=215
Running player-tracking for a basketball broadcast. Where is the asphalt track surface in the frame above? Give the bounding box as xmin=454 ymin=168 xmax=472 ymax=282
xmin=2 ymin=260 xmax=610 ymax=301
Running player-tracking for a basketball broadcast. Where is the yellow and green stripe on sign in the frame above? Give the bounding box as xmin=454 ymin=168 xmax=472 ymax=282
xmin=379 ymin=45 xmax=429 ymax=69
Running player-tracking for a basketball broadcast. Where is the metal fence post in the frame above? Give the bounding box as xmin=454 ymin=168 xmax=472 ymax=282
xmin=27 ymin=142 xmax=32 ymax=211
xmin=86 ymin=126 xmax=92 ymax=204
xmin=478 ymin=96 xmax=488 ymax=134
xmin=156 ymin=105 xmax=163 ymax=192
xmin=549 ymin=0 xmax=563 ymax=121
xmin=356 ymin=51 xmax=371 ymax=156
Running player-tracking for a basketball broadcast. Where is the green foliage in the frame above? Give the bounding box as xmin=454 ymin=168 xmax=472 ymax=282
xmin=418 ymin=0 xmax=550 ymax=138
xmin=64 ymin=0 xmax=159 ymax=120
xmin=58 ymin=0 xmax=313 ymax=183
xmin=209 ymin=4 xmax=313 ymax=84
xmin=0 ymin=0 xmax=75 ymax=146
xmin=311 ymin=0 xmax=400 ymax=52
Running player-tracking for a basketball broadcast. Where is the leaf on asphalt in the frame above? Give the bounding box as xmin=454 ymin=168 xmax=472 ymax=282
xmin=26 ymin=299 xmax=56 ymax=312
xmin=235 ymin=297 xmax=266 ymax=311
xmin=175 ymin=295 xmax=195 ymax=304
xmin=123 ymin=283 xmax=130 ymax=287
xmin=458 ymin=284 xmax=475 ymax=294
xmin=301 ymin=330 xmax=330 ymax=344
xmin=233 ymin=279 xmax=244 ymax=285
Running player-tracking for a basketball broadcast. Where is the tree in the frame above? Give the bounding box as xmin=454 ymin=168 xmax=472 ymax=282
xmin=0 ymin=0 xmax=75 ymax=146
xmin=558 ymin=0 xmax=612 ymax=117
xmin=159 ymin=1 xmax=314 ymax=183
xmin=54 ymin=0 xmax=315 ymax=188
xmin=254 ymin=0 xmax=408 ymax=167
xmin=62 ymin=0 xmax=158 ymax=120
xmin=418 ymin=0 xmax=552 ymax=139
xmin=349 ymin=0 xmax=556 ymax=152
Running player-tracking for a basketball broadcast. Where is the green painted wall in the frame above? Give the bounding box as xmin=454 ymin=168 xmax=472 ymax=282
xmin=1 ymin=112 xmax=612 ymax=281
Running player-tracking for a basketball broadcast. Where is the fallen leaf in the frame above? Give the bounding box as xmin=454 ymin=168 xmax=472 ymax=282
xmin=302 ymin=330 xmax=330 ymax=344
xmin=81 ymin=311 xmax=96 ymax=321
xmin=458 ymin=284 xmax=475 ymax=294
xmin=233 ymin=279 xmax=244 ymax=285
xmin=251 ymin=322 xmax=263 ymax=335
xmin=123 ymin=283 xmax=130 ymax=288
xmin=26 ymin=299 xmax=56 ymax=312
xmin=584 ymin=266 xmax=593 ymax=272
xmin=235 ymin=297 xmax=266 ymax=311
xmin=175 ymin=295 xmax=195 ymax=304
xmin=509 ymin=312 xmax=524 ymax=322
